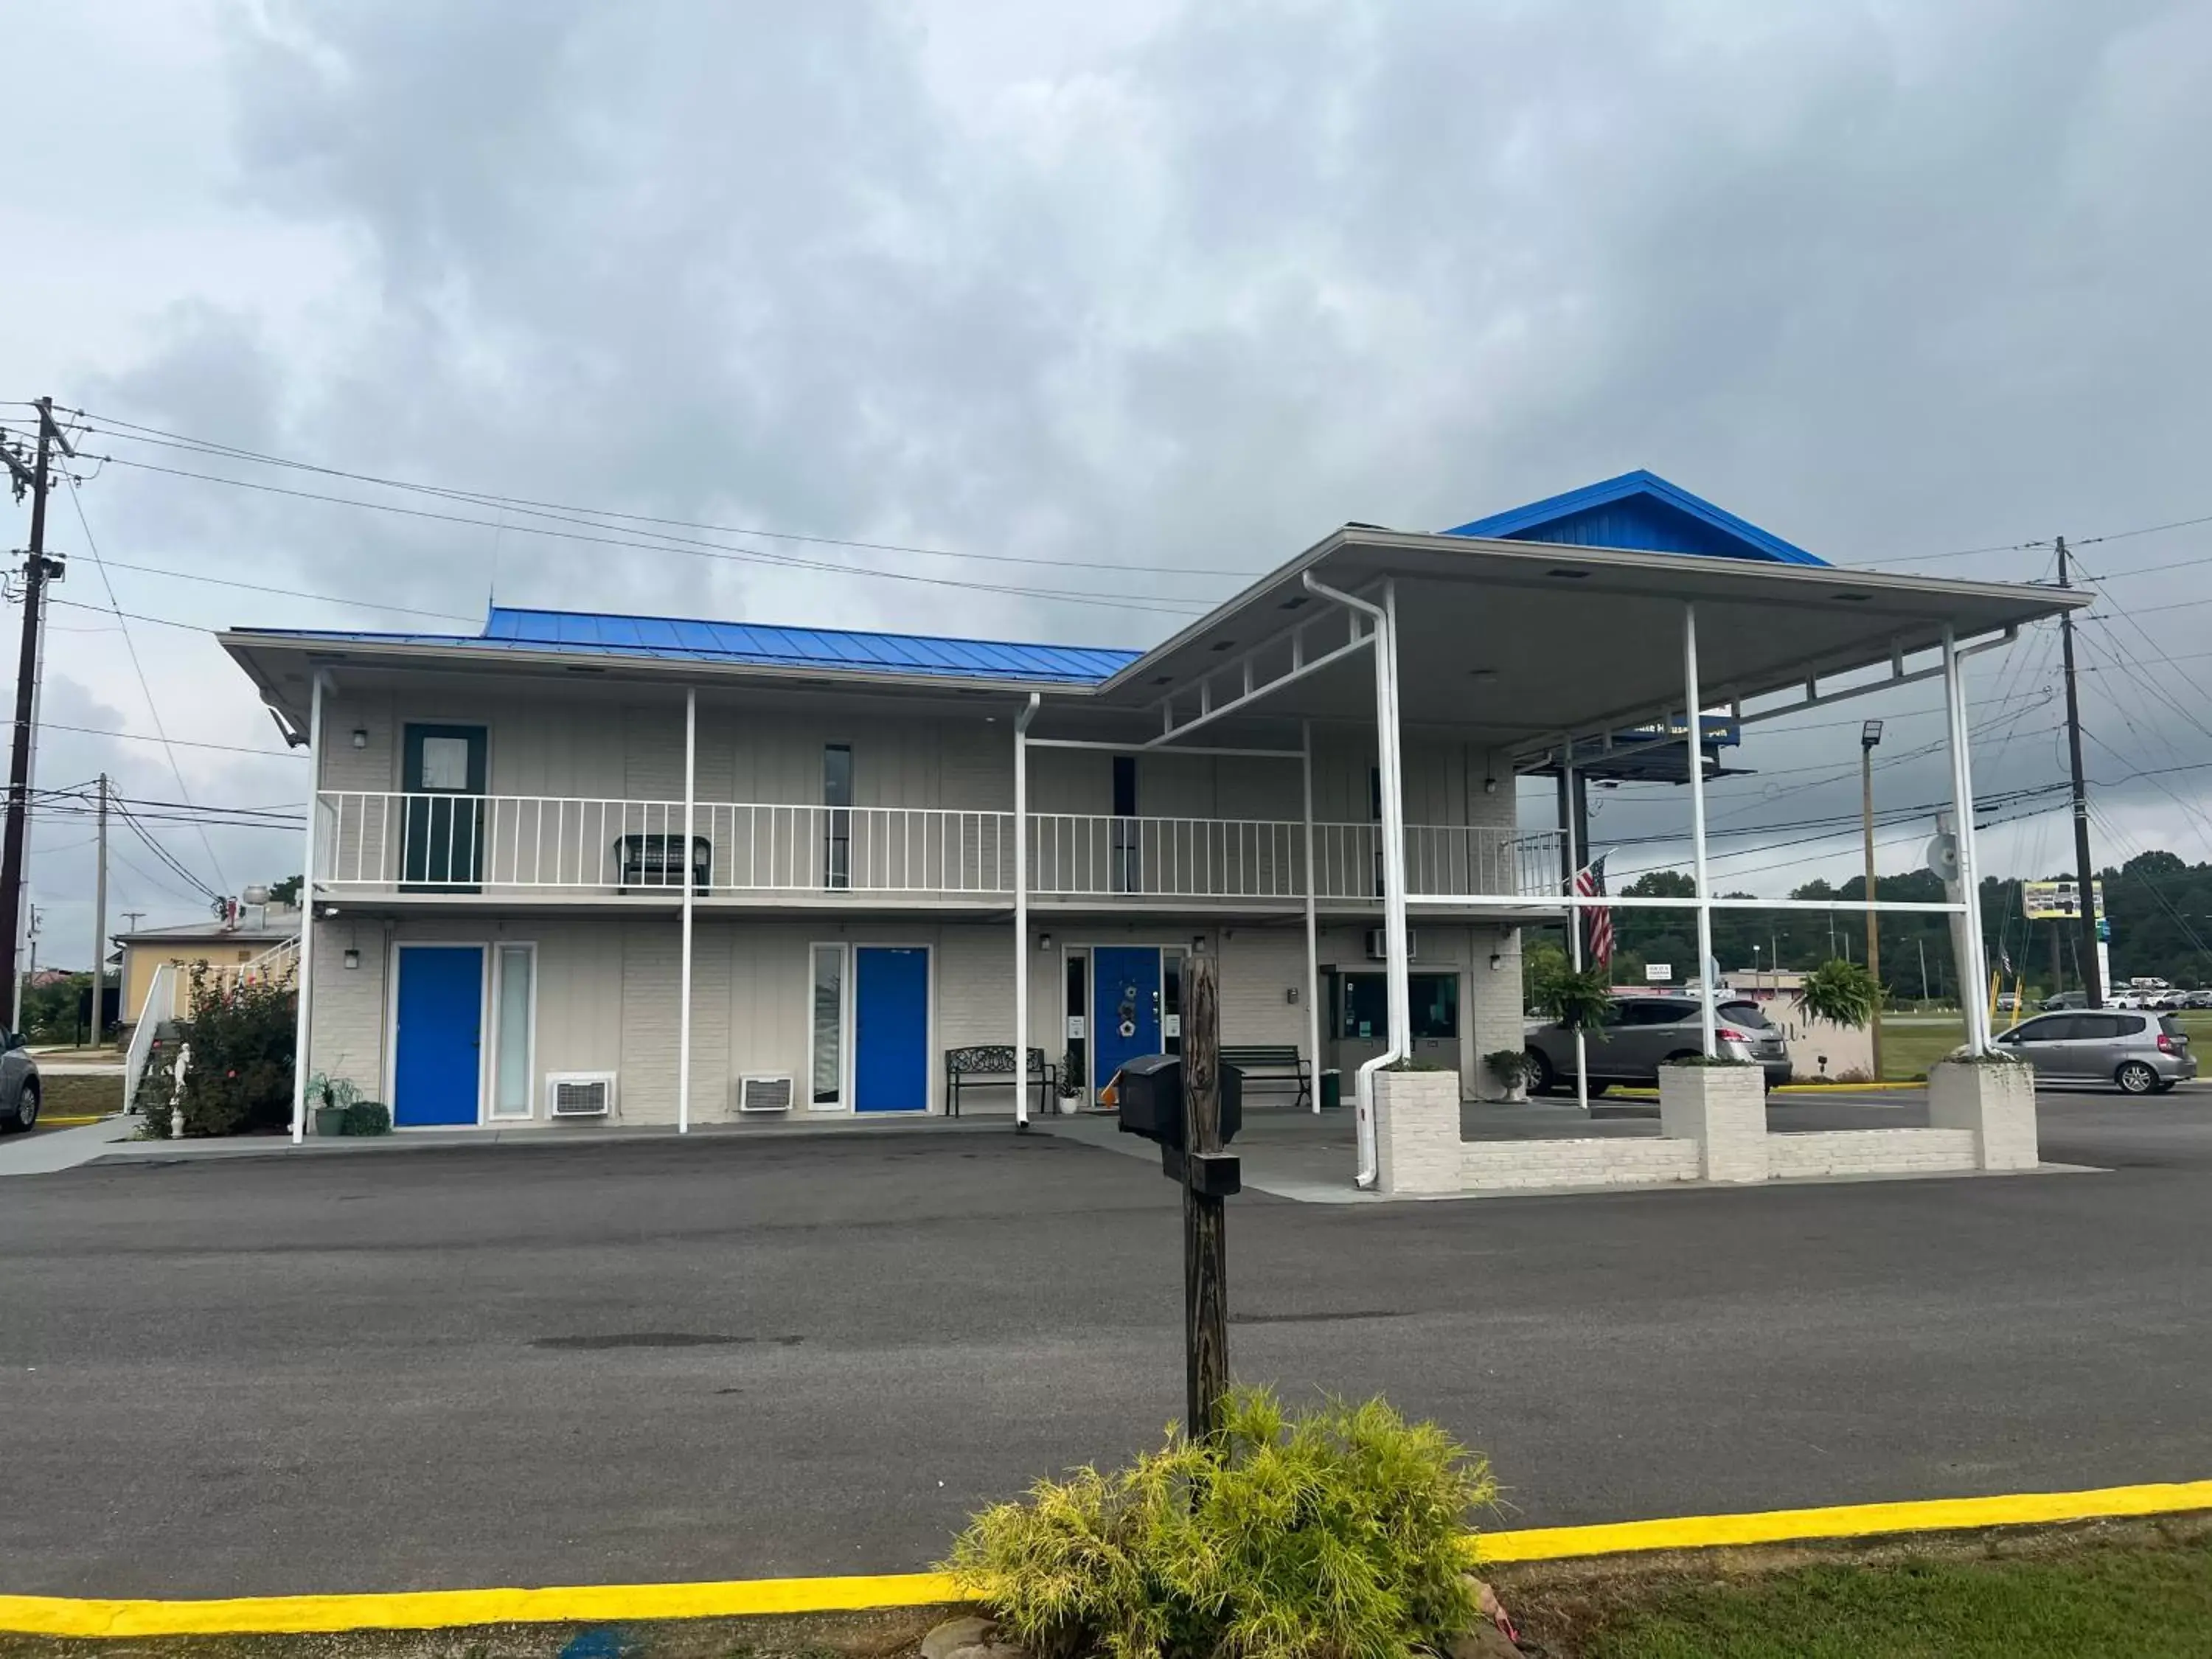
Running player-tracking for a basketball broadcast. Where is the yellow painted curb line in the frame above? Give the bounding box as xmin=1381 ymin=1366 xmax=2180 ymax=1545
xmin=35 ymin=1115 xmax=105 ymax=1127
xmin=5 ymin=1480 xmax=2210 ymax=1638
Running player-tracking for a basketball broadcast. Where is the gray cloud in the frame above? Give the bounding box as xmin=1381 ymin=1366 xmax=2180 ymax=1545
xmin=7 ymin=0 xmax=2212 ymax=961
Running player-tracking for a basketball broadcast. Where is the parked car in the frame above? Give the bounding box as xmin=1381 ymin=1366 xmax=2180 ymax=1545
xmin=1992 ymin=1010 xmax=2197 ymax=1094
xmin=2040 ymin=990 xmax=2087 ymax=1012
xmin=1995 ymin=991 xmax=2022 ymax=1014
xmin=2186 ymin=990 xmax=2212 ymax=1010
xmin=0 ymin=1030 xmax=40 ymax=1133
xmin=1525 ymin=993 xmax=1792 ymax=1093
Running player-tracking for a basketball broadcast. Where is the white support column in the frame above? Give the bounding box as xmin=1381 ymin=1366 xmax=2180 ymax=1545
xmin=1013 ymin=692 xmax=1041 ymax=1127
xmin=1301 ymin=719 xmax=1321 ymax=1113
xmin=1684 ymin=605 xmax=1718 ymax=1057
xmin=1561 ymin=740 xmax=1589 ymax=1111
xmin=1941 ymin=629 xmax=1992 ymax=1053
xmin=288 ymin=670 xmax=326 ymax=1144
xmin=678 ymin=686 xmax=697 ymax=1133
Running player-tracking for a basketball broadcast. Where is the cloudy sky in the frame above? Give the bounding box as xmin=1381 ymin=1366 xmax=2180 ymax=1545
xmin=7 ymin=0 xmax=2212 ymax=970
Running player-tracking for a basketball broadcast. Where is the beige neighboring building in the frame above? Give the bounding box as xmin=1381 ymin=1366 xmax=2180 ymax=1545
xmin=118 ymin=911 xmax=302 ymax=1029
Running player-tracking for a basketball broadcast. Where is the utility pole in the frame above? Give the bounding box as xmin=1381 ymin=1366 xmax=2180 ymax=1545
xmin=1860 ymin=719 xmax=1885 ymax=1079
xmin=2056 ymin=537 xmax=2102 ymax=1008
xmin=1181 ymin=942 xmax=1229 ymax=1445
xmin=1 ymin=397 xmax=67 ymax=1027
xmin=89 ymin=773 xmax=108 ymax=1047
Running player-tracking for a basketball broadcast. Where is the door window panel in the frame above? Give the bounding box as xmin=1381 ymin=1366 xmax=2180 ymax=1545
xmin=491 ymin=945 xmax=534 ymax=1119
xmin=420 ymin=737 xmax=471 ymax=791
xmin=810 ymin=944 xmax=846 ymax=1107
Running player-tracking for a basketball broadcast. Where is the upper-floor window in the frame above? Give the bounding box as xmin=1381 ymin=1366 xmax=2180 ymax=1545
xmin=1111 ymin=755 xmax=1138 ymax=892
xmin=824 ymin=745 xmax=852 ymax=890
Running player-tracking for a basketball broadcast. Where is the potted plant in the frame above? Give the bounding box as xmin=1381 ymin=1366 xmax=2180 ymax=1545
xmin=1482 ymin=1048 xmax=1535 ymax=1096
xmin=1794 ymin=958 xmax=1881 ymax=1032
xmin=1535 ymin=962 xmax=1613 ymax=1037
xmin=307 ymin=1072 xmax=361 ymax=1138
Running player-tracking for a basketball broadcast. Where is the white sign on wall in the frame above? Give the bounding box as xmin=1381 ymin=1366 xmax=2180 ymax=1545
xmin=1645 ymin=963 xmax=1673 ymax=982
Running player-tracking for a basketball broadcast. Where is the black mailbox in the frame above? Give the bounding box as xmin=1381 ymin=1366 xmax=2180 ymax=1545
xmin=1114 ymin=1054 xmax=1242 ymax=1149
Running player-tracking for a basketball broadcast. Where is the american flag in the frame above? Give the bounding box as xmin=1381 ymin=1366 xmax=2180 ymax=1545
xmin=1576 ymin=857 xmax=1614 ymax=969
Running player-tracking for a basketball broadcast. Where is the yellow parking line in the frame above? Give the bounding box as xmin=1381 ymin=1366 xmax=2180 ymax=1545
xmin=4 ymin=1479 xmax=2208 ymax=1636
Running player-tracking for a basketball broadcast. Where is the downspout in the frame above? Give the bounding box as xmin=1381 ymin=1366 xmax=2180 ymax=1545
xmin=1012 ymin=692 xmax=1041 ymax=1128
xmin=678 ymin=686 xmax=697 ymax=1133
xmin=1302 ymin=572 xmax=1402 ymax=1189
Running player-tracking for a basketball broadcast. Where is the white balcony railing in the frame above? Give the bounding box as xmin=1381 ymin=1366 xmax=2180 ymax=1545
xmin=313 ymin=792 xmax=1563 ymax=905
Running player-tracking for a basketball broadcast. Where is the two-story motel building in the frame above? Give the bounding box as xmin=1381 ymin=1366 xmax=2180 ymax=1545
xmin=219 ymin=473 xmax=2080 ymax=1152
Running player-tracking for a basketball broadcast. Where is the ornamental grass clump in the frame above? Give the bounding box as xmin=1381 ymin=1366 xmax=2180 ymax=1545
xmin=946 ymin=1388 xmax=1494 ymax=1659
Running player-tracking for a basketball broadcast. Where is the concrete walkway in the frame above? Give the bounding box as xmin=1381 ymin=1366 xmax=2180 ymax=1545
xmin=0 ymin=1113 xmax=142 ymax=1177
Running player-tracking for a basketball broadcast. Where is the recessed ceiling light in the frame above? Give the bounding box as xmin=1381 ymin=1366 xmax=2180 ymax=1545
xmin=1152 ymin=674 xmax=1174 ymax=685
xmin=1209 ymin=639 xmax=1237 ymax=651
xmin=1278 ymin=595 xmax=1312 ymax=611
xmin=1545 ymin=568 xmax=1590 ymax=580
xmin=1469 ymin=669 xmax=1498 ymax=684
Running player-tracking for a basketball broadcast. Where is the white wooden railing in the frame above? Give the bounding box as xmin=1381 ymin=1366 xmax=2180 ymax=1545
xmin=122 ymin=936 xmax=300 ymax=1109
xmin=314 ymin=792 xmax=1562 ymax=903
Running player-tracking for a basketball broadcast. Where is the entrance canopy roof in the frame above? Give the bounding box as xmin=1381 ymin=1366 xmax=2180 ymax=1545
xmin=223 ymin=484 xmax=2082 ymax=753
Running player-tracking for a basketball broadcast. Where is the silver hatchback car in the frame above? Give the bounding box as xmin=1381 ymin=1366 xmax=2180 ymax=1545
xmin=1525 ymin=993 xmax=1793 ymax=1093
xmin=1992 ymin=1009 xmax=2197 ymax=1094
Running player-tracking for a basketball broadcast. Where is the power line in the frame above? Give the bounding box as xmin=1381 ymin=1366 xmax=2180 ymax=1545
xmin=62 ymin=475 xmax=229 ymax=895
xmin=34 ymin=720 xmax=302 ymax=760
xmin=80 ymin=557 xmax=487 ymax=625
xmin=66 ymin=408 xmax=1267 ymax=580
xmin=79 ymin=451 xmax=1224 ymax=620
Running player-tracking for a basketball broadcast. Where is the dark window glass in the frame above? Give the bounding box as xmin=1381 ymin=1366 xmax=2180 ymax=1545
xmin=1065 ymin=953 xmax=1088 ymax=1090
xmin=2115 ymin=1015 xmax=2149 ymax=1037
xmin=824 ymin=745 xmax=852 ymax=889
xmin=1718 ymin=1000 xmax=1772 ymax=1028
xmin=1111 ymin=756 xmax=1137 ymax=818
xmin=1110 ymin=757 xmax=1140 ymax=891
xmin=1164 ymin=951 xmax=1183 ymax=1056
xmin=1340 ymin=974 xmax=1387 ymax=1040
xmin=2076 ymin=1015 xmax=2125 ymax=1039
xmin=1412 ymin=973 xmax=1458 ymax=1040
xmin=2160 ymin=1015 xmax=2188 ymax=1039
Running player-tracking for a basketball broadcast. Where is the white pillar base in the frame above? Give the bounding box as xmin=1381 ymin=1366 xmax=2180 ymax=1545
xmin=1372 ymin=1068 xmax=1462 ymax=1196
xmin=1927 ymin=1059 xmax=2039 ymax=1169
xmin=1658 ymin=1063 xmax=1769 ymax=1182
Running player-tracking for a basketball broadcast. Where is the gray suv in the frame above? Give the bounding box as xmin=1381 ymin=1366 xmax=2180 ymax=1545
xmin=1993 ymin=1009 xmax=2196 ymax=1093
xmin=1525 ymin=994 xmax=1792 ymax=1093
xmin=0 ymin=1029 xmax=41 ymax=1133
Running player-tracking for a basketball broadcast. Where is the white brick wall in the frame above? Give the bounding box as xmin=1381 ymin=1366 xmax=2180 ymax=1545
xmin=1927 ymin=1060 xmax=2039 ymax=1169
xmin=1464 ymin=1137 xmax=1700 ymax=1190
xmin=307 ymin=917 xmax=389 ymax=1097
xmin=1767 ymin=1128 xmax=1978 ymax=1178
xmin=1658 ymin=1064 xmax=1769 ymax=1181
xmin=1372 ymin=1068 xmax=1461 ymax=1194
xmin=1466 ymin=926 xmax=1523 ymax=1099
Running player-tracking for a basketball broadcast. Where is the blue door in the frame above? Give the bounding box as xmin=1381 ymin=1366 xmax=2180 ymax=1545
xmin=393 ymin=945 xmax=485 ymax=1126
xmin=1092 ymin=947 xmax=1163 ymax=1097
xmin=854 ymin=946 xmax=929 ymax=1113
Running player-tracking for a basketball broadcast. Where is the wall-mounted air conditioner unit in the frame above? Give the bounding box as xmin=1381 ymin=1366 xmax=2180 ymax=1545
xmin=737 ymin=1074 xmax=794 ymax=1114
xmin=546 ymin=1071 xmax=616 ymax=1118
xmin=1363 ymin=928 xmax=1418 ymax=961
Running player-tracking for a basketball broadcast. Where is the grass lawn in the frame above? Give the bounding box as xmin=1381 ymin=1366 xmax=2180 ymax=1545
xmin=1512 ymin=1531 xmax=2212 ymax=1658
xmin=35 ymin=1072 xmax=123 ymax=1118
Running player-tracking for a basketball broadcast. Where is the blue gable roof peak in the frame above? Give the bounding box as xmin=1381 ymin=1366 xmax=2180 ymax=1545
xmin=1442 ymin=469 xmax=1826 ymax=567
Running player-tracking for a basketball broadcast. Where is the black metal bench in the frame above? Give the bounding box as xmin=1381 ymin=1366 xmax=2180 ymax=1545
xmin=1220 ymin=1044 xmax=1311 ymax=1108
xmin=945 ymin=1045 xmax=1057 ymax=1118
xmin=614 ymin=833 xmax=712 ymax=894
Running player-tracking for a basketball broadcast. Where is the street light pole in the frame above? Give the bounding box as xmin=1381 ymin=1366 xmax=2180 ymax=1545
xmin=1861 ymin=720 xmax=1885 ymax=1081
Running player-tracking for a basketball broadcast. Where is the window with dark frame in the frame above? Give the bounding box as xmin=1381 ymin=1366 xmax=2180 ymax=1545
xmin=1111 ymin=754 xmax=1139 ymax=893
xmin=824 ymin=744 xmax=852 ymax=890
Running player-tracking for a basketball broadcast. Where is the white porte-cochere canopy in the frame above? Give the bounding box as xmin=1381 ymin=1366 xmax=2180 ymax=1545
xmin=1012 ymin=525 xmax=2084 ymax=1178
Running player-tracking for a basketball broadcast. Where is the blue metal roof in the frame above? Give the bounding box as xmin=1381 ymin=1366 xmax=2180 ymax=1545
xmin=232 ymin=607 xmax=1141 ymax=685
xmin=1443 ymin=469 xmax=1827 ymax=567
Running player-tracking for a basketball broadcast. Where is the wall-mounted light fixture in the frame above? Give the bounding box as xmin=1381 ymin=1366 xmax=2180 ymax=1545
xmin=343 ymin=947 xmax=361 ymax=970
xmin=1037 ymin=932 xmax=1053 ymax=951
xmin=351 ymin=728 xmax=369 ymax=749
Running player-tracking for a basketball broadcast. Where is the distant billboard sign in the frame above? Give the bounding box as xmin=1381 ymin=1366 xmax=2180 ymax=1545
xmin=1645 ymin=963 xmax=1673 ymax=982
xmin=2023 ymin=879 xmax=2105 ymax=922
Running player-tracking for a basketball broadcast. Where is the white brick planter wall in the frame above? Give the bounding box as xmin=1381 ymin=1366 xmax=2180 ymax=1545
xmin=1464 ymin=1136 xmax=1700 ymax=1190
xmin=1658 ymin=1062 xmax=1770 ymax=1182
xmin=1767 ymin=1127 xmax=1978 ymax=1178
xmin=1372 ymin=1068 xmax=1463 ymax=1196
xmin=1928 ymin=1059 xmax=2040 ymax=1169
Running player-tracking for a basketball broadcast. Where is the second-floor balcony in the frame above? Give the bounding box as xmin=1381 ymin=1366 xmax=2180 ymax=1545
xmin=313 ymin=791 xmax=1566 ymax=907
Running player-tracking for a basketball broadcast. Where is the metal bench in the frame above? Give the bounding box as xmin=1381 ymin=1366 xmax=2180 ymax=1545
xmin=614 ymin=833 xmax=712 ymax=894
xmin=1219 ymin=1044 xmax=1311 ymax=1108
xmin=945 ymin=1045 xmax=1058 ymax=1118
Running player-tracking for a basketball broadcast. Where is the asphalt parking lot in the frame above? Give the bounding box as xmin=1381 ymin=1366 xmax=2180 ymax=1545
xmin=4 ymin=1088 xmax=2210 ymax=1598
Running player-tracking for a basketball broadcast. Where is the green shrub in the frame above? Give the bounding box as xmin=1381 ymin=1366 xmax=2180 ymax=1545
xmin=1482 ymin=1048 xmax=1534 ymax=1090
xmin=341 ymin=1101 xmax=392 ymax=1135
xmin=176 ymin=968 xmax=297 ymax=1136
xmin=947 ymin=1388 xmax=1492 ymax=1659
